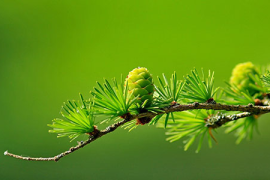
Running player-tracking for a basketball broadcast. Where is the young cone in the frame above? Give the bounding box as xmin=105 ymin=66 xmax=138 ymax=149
xmin=125 ymin=67 xmax=154 ymax=124
xmin=230 ymin=62 xmax=259 ymax=95
xmin=125 ymin=67 xmax=154 ymax=108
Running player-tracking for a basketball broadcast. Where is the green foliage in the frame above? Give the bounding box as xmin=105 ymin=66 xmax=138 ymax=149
xmin=155 ymin=72 xmax=185 ymax=103
xmin=223 ymin=82 xmax=255 ymax=105
xmin=151 ymin=72 xmax=185 ymax=127
xmin=91 ymin=77 xmax=138 ymax=121
xmin=262 ymin=71 xmax=270 ymax=92
xmin=222 ymin=62 xmax=269 ymax=143
xmin=48 ymin=94 xmax=95 ymax=141
xmin=248 ymin=72 xmax=268 ymax=94
xmin=121 ymin=121 xmax=138 ymax=132
xmin=182 ymin=69 xmax=218 ymax=103
xmin=157 ymin=110 xmax=216 ymax=152
xmin=225 ymin=116 xmax=259 ymax=144
xmin=142 ymin=95 xmax=171 ymax=115
xmin=224 ymin=63 xmax=269 ymax=105
xmin=47 ymin=63 xmax=270 ymax=149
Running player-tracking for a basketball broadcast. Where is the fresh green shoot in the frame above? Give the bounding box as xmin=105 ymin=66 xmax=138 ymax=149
xmin=145 ymin=91 xmax=173 ymax=113
xmin=149 ymin=114 xmax=165 ymax=125
xmin=262 ymin=71 xmax=270 ymax=92
xmin=225 ymin=116 xmax=259 ymax=144
xmin=182 ymin=69 xmax=218 ymax=103
xmin=248 ymin=73 xmax=269 ymax=94
xmin=152 ymin=72 xmax=184 ymax=127
xmin=155 ymin=72 xmax=185 ymax=103
xmin=129 ymin=91 xmax=172 ymax=120
xmin=223 ymin=82 xmax=255 ymax=105
xmin=48 ymin=94 xmax=95 ymax=141
xmin=121 ymin=121 xmax=139 ymax=132
xmin=156 ymin=110 xmax=216 ymax=153
xmin=91 ymin=77 xmax=138 ymax=121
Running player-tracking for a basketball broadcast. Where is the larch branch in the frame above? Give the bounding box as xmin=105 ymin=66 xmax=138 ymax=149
xmin=4 ymin=102 xmax=270 ymax=161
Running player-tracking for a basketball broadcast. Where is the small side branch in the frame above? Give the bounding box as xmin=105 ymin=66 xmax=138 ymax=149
xmin=166 ymin=103 xmax=270 ymax=114
xmin=4 ymin=118 xmax=131 ymax=162
xmin=208 ymin=112 xmax=254 ymax=129
xmin=4 ymin=103 xmax=270 ymax=162
xmin=136 ymin=103 xmax=270 ymax=119
xmin=4 ymin=151 xmax=55 ymax=161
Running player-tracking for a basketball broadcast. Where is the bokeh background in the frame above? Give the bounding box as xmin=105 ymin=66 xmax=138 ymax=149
xmin=1 ymin=0 xmax=270 ymax=179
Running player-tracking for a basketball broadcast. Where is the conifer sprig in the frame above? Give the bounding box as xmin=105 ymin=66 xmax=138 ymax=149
xmin=5 ymin=63 xmax=270 ymax=162
xmin=225 ymin=116 xmax=259 ymax=144
xmin=248 ymin=73 xmax=268 ymax=94
xmin=223 ymin=83 xmax=255 ymax=105
xmin=157 ymin=110 xmax=216 ymax=153
xmin=155 ymin=72 xmax=185 ymax=103
xmin=6 ymin=98 xmax=270 ymax=161
xmin=90 ymin=77 xmax=137 ymax=121
xmin=48 ymin=94 xmax=95 ymax=141
xmin=262 ymin=71 xmax=270 ymax=91
xmin=182 ymin=69 xmax=218 ymax=103
xmin=152 ymin=72 xmax=185 ymax=127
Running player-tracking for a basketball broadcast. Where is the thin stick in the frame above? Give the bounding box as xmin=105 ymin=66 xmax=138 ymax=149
xmin=4 ymin=119 xmax=129 ymax=161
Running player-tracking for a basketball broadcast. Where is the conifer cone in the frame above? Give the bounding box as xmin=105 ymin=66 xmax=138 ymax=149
xmin=230 ymin=62 xmax=259 ymax=95
xmin=126 ymin=67 xmax=154 ymax=108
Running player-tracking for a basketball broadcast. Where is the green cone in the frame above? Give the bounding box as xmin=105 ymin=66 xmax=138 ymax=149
xmin=126 ymin=67 xmax=154 ymax=108
xmin=230 ymin=62 xmax=259 ymax=95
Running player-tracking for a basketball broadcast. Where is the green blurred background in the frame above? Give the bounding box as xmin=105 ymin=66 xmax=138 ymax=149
xmin=1 ymin=0 xmax=270 ymax=179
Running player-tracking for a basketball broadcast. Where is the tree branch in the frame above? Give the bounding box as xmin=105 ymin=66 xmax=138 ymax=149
xmin=4 ymin=118 xmax=131 ymax=162
xmin=4 ymin=102 xmax=270 ymax=161
xmin=207 ymin=112 xmax=254 ymax=129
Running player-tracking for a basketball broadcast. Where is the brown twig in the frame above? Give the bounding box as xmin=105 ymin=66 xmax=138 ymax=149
xmin=4 ymin=118 xmax=132 ymax=161
xmin=4 ymin=102 xmax=270 ymax=161
xmin=207 ymin=112 xmax=254 ymax=129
